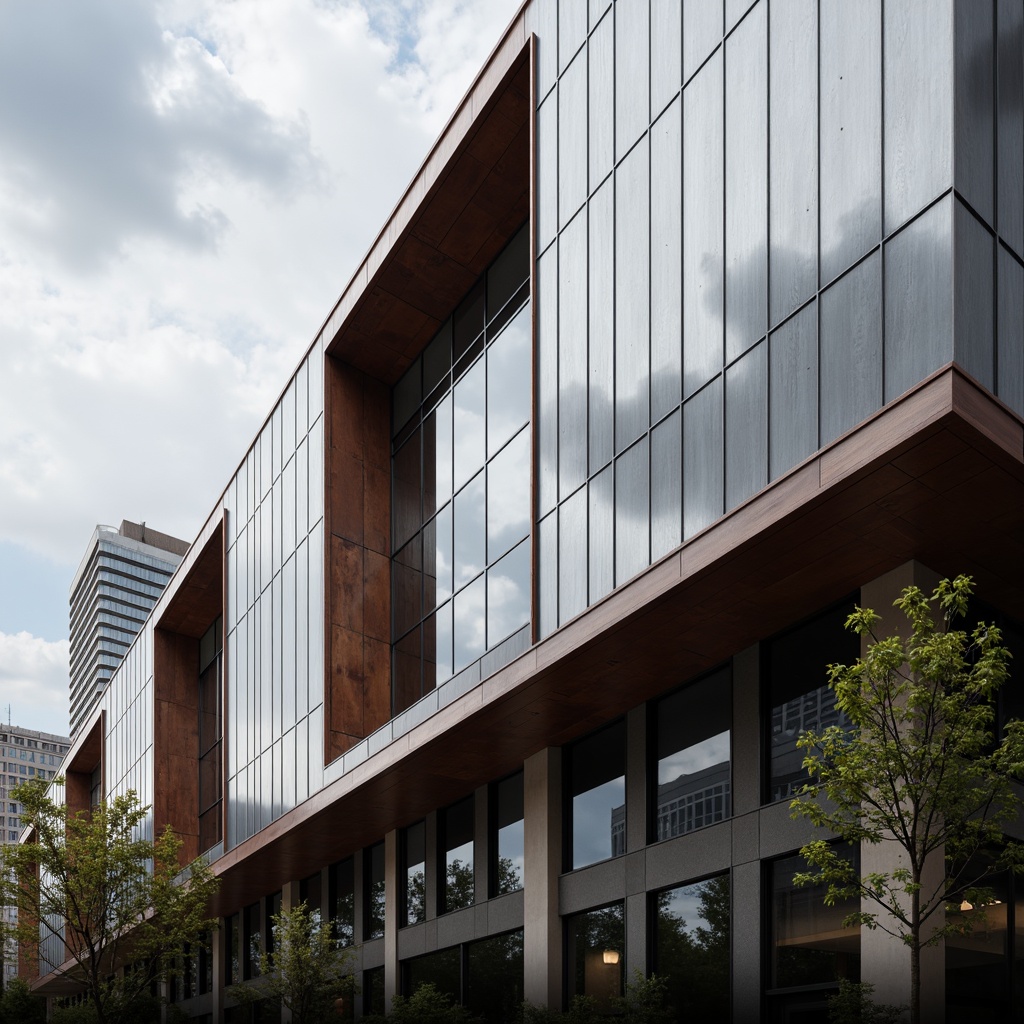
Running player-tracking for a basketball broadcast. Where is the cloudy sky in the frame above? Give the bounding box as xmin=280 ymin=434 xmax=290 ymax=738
xmin=0 ymin=0 xmax=521 ymax=737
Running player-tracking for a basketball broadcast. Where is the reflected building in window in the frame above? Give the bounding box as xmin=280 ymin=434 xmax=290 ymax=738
xmin=24 ymin=3 xmax=1024 ymax=1022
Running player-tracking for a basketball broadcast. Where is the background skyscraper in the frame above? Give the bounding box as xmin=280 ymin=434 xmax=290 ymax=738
xmin=68 ymin=521 xmax=189 ymax=738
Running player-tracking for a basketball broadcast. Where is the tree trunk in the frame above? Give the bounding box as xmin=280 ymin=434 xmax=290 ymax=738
xmin=910 ymin=885 xmax=921 ymax=1024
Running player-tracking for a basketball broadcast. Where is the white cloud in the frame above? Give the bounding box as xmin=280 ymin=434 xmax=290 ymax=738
xmin=0 ymin=632 xmax=70 ymax=736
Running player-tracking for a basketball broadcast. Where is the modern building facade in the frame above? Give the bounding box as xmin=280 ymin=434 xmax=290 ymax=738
xmin=28 ymin=1 xmax=1024 ymax=1021
xmin=68 ymin=521 xmax=189 ymax=738
xmin=1 ymin=724 xmax=69 ymax=988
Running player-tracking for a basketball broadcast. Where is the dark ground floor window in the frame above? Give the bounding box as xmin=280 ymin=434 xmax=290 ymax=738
xmin=566 ymin=903 xmax=625 ymax=1014
xmin=654 ymin=873 xmax=730 ymax=1020
xmin=364 ymin=966 xmax=385 ymax=1016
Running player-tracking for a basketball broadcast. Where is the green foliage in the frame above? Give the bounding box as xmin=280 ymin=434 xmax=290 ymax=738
xmin=518 ymin=973 xmax=673 ymax=1024
xmin=790 ymin=575 xmax=1024 ymax=1024
xmin=0 ymin=976 xmax=45 ymax=1024
xmin=363 ymin=981 xmax=481 ymax=1024
xmin=0 ymin=781 xmax=219 ymax=1024
xmin=826 ymin=980 xmax=906 ymax=1024
xmin=234 ymin=900 xmax=353 ymax=1024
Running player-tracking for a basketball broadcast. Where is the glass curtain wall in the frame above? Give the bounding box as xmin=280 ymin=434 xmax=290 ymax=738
xmin=391 ymin=224 xmax=531 ymax=714
xmin=198 ymin=617 xmax=223 ymax=853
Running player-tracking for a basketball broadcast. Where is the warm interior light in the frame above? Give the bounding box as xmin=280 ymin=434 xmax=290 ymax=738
xmin=960 ymin=900 xmax=974 ymax=912
xmin=603 ymin=949 xmax=620 ymax=965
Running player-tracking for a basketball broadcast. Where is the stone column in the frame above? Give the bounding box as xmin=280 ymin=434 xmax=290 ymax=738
xmin=524 ymin=747 xmax=562 ymax=1009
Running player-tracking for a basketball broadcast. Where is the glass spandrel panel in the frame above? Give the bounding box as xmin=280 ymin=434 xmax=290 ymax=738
xmin=997 ymin=0 xmax=1024 ymax=258
xmin=820 ymin=253 xmax=881 ymax=445
xmin=724 ymin=1 xmax=767 ymax=363
xmin=431 ymin=394 xmax=453 ymax=508
xmin=558 ymin=486 xmax=588 ymax=626
xmin=998 ymin=245 xmax=1024 ymax=417
xmin=454 ymin=472 xmax=486 ymax=590
xmin=559 ymin=0 xmax=586 ymax=73
xmin=770 ymin=0 xmax=817 ymax=326
xmin=589 ymin=12 xmax=614 ymax=190
xmin=588 ymin=465 xmax=614 ymax=605
xmin=488 ymin=224 xmax=529 ymax=321
xmin=560 ymin=211 xmax=588 ymax=497
xmin=393 ymin=537 xmax=423 ymax=640
xmin=432 ymin=503 xmax=453 ymax=605
xmin=655 ymin=875 xmax=731 ymax=1019
xmin=559 ymin=51 xmax=588 ymax=227
xmin=820 ymin=0 xmax=881 ymax=286
xmin=655 ymin=668 xmax=731 ymax=841
xmin=683 ymin=378 xmax=724 ymax=540
xmin=615 ymin=437 xmax=650 ymax=586
xmin=487 ymin=304 xmax=530 ymax=458
xmin=683 ymin=0 xmax=722 ymax=84
xmin=953 ymin=200 xmax=995 ymax=391
xmin=651 ymin=408 xmax=681 ymax=561
xmin=394 ymin=432 xmax=424 ymax=551
xmin=953 ymin=1 xmax=994 ymax=227
xmin=724 ymin=341 xmax=767 ymax=512
xmin=651 ymin=97 xmax=683 ymax=423
xmin=569 ymin=720 xmax=626 ymax=869
xmin=435 ymin=601 xmax=454 ymax=684
xmin=487 ymin=539 xmax=529 ymax=649
xmin=769 ymin=302 xmax=817 ymax=480
xmin=539 ymin=511 xmax=558 ymax=638
xmin=683 ymin=50 xmax=724 ymax=397
xmin=487 ymin=429 xmax=530 ymax=562
xmin=537 ymin=93 xmax=558 ymax=253
xmin=453 ymin=574 xmax=485 ymax=673
xmin=884 ymin=0 xmax=953 ymax=234
xmin=453 ymin=359 xmax=485 ymax=492
xmin=883 ymin=196 xmax=953 ymax=403
xmin=651 ymin=0 xmax=682 ymax=117
xmin=589 ymin=178 xmax=615 ymax=474
xmin=615 ymin=136 xmax=650 ymax=452
xmin=394 ymin=625 xmax=422 ymax=717
xmin=615 ymin=0 xmax=649 ymax=159
xmin=424 ymin=321 xmax=452 ymax=399
xmin=538 ymin=245 xmax=559 ymax=515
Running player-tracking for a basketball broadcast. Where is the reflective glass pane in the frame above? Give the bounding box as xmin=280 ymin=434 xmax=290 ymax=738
xmin=651 ymin=0 xmax=682 ymax=117
xmin=453 ymin=575 xmax=486 ymax=672
xmin=589 ymin=179 xmax=615 ymax=473
xmin=683 ymin=378 xmax=724 ymax=540
xmin=487 ymin=539 xmax=530 ymax=649
xmin=997 ymin=0 xmax=1024 ymax=257
xmin=487 ymin=429 xmax=530 ymax=562
xmin=954 ymin=0 xmax=994 ymax=226
xmin=615 ymin=0 xmax=649 ymax=158
xmin=538 ymin=245 xmax=559 ymax=514
xmin=655 ymin=875 xmax=730 ymax=1019
xmin=567 ymin=904 xmax=625 ymax=1011
xmin=537 ymin=93 xmax=557 ymax=252
xmin=615 ymin=437 xmax=649 ymax=586
xmin=494 ymin=773 xmax=524 ymax=896
xmin=487 ymin=304 xmax=531 ymax=458
xmin=769 ymin=301 xmax=818 ymax=480
xmin=454 ymin=472 xmax=486 ymax=590
xmin=465 ymin=931 xmax=525 ymax=1024
xmin=683 ymin=0 xmax=722 ymax=84
xmin=589 ymin=12 xmax=614 ymax=190
xmin=953 ymin=199 xmax=995 ymax=390
xmin=559 ymin=487 xmax=588 ymax=626
xmin=432 ymin=394 xmax=453 ymax=508
xmin=442 ymin=797 xmax=474 ymax=913
xmin=403 ymin=821 xmax=426 ymax=927
xmin=998 ymin=246 xmax=1024 ymax=416
xmin=453 ymin=359 xmax=486 ymax=492
xmin=724 ymin=341 xmax=767 ymax=511
xmin=570 ymin=720 xmax=626 ymax=869
xmin=560 ymin=210 xmax=588 ymax=497
xmin=559 ymin=49 xmax=588 ymax=227
xmin=651 ymin=408 xmax=681 ymax=560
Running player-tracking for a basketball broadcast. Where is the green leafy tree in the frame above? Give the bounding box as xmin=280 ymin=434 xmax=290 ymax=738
xmin=0 ymin=780 xmax=219 ymax=1024
xmin=0 ymin=976 xmax=45 ymax=1023
xmin=233 ymin=899 xmax=353 ymax=1024
xmin=791 ymin=575 xmax=1024 ymax=1024
xmin=363 ymin=981 xmax=481 ymax=1024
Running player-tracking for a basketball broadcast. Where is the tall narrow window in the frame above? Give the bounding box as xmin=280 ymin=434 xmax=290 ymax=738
xmin=198 ymin=617 xmax=223 ymax=851
xmin=365 ymin=842 xmax=386 ymax=940
xmin=491 ymin=773 xmax=524 ymax=896
xmin=765 ymin=601 xmax=858 ymax=802
xmin=566 ymin=903 xmax=625 ymax=1012
xmin=441 ymin=797 xmax=474 ymax=913
xmin=567 ymin=720 xmax=626 ymax=870
xmin=402 ymin=821 xmax=426 ymax=926
xmin=329 ymin=857 xmax=355 ymax=947
xmin=652 ymin=667 xmax=731 ymax=841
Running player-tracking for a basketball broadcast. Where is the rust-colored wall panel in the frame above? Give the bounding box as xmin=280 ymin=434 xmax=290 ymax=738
xmin=364 ymin=463 xmax=392 ymax=556
xmin=363 ymin=550 xmax=391 ymax=642
xmin=330 ymin=624 xmax=365 ymax=736
xmin=330 ymin=454 xmax=365 ymax=546
xmin=153 ymin=627 xmax=201 ymax=864
xmin=330 ymin=536 xmax=365 ymax=632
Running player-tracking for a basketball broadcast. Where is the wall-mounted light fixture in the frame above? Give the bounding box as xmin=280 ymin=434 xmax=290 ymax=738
xmin=602 ymin=949 xmax=620 ymax=965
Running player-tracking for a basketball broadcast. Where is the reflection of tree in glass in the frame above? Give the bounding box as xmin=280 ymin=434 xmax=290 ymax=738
xmin=446 ymin=858 xmax=474 ymax=911
xmin=368 ymin=879 xmax=386 ymax=938
xmin=407 ymin=869 xmax=426 ymax=925
xmin=655 ymin=875 xmax=729 ymax=1019
xmin=466 ymin=929 xmax=524 ymax=1024
xmin=496 ymin=855 xmax=521 ymax=894
xmin=334 ymin=890 xmax=355 ymax=947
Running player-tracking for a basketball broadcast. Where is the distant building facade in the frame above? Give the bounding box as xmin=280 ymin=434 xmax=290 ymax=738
xmin=1 ymin=724 xmax=68 ymax=987
xmin=68 ymin=521 xmax=189 ymax=738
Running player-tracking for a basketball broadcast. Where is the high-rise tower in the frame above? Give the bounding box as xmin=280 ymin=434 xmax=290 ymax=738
xmin=68 ymin=520 xmax=188 ymax=738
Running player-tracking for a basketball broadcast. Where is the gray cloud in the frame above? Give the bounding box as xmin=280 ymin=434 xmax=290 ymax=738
xmin=0 ymin=0 xmax=321 ymax=270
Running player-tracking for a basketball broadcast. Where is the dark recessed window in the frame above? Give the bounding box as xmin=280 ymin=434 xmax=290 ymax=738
xmin=198 ymin=616 xmax=223 ymax=852
xmin=491 ymin=773 xmax=524 ymax=897
xmin=567 ymin=720 xmax=626 ymax=870
xmin=391 ymin=223 xmax=531 ymax=713
xmin=566 ymin=903 xmax=624 ymax=1012
xmin=329 ymin=857 xmax=355 ymax=947
xmin=441 ymin=797 xmax=474 ymax=913
xmin=365 ymin=842 xmax=386 ymax=940
xmin=652 ymin=666 xmax=731 ymax=842
xmin=653 ymin=874 xmax=730 ymax=1020
xmin=402 ymin=821 xmax=426 ymax=926
xmin=765 ymin=600 xmax=858 ymax=803
xmin=300 ymin=870 xmax=322 ymax=925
